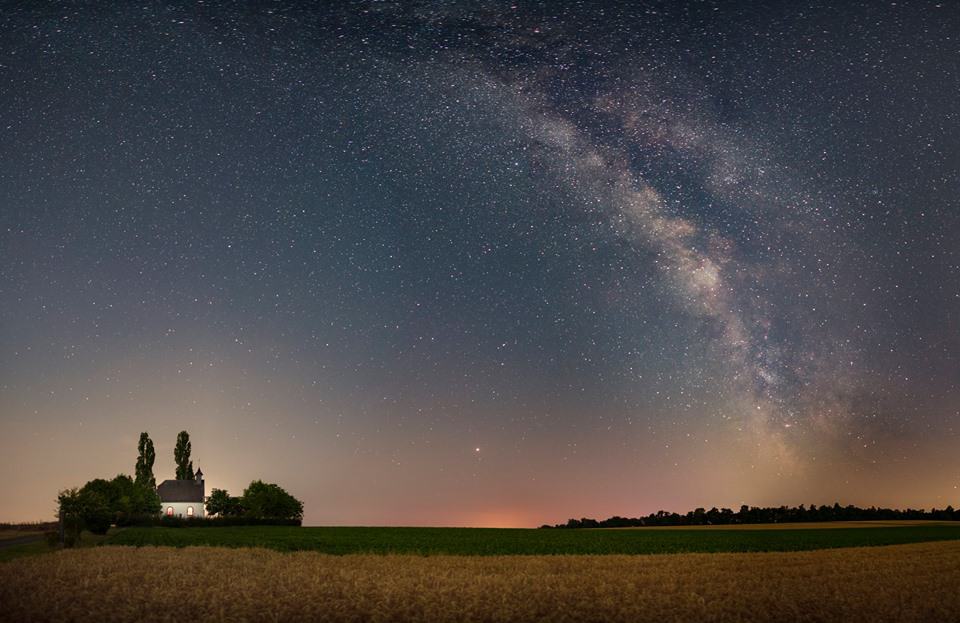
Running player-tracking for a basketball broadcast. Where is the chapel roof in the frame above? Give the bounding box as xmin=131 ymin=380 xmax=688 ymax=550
xmin=157 ymin=479 xmax=204 ymax=503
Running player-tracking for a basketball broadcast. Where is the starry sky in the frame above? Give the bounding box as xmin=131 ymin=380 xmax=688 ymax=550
xmin=1 ymin=1 xmax=959 ymax=526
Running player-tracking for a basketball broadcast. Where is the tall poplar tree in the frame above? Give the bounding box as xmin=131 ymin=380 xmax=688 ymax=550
xmin=174 ymin=430 xmax=194 ymax=480
xmin=135 ymin=432 xmax=156 ymax=489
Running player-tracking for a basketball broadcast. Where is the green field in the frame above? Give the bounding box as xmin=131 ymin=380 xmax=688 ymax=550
xmin=0 ymin=540 xmax=50 ymax=563
xmin=104 ymin=523 xmax=960 ymax=555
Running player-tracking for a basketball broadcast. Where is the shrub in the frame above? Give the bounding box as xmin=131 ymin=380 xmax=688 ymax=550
xmin=124 ymin=515 xmax=301 ymax=528
xmin=241 ymin=481 xmax=304 ymax=521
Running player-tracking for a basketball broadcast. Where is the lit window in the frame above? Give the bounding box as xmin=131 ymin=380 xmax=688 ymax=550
xmin=166 ymin=507 xmax=174 ymax=517
xmin=187 ymin=506 xmax=194 ymax=517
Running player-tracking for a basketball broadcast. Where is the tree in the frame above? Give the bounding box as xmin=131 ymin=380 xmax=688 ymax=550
xmin=692 ymin=507 xmax=707 ymax=524
xmin=174 ymin=430 xmax=194 ymax=480
xmin=240 ymin=480 xmax=304 ymax=520
xmin=69 ymin=482 xmax=113 ymax=535
xmin=135 ymin=432 xmax=156 ymax=489
xmin=206 ymin=488 xmax=243 ymax=517
xmin=110 ymin=474 xmax=161 ymax=521
xmin=69 ymin=474 xmax=162 ymax=534
xmin=56 ymin=488 xmax=87 ymax=546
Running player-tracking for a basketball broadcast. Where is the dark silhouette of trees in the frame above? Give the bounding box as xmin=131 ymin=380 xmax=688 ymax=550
xmin=543 ymin=503 xmax=960 ymax=528
xmin=205 ymin=482 xmax=304 ymax=520
xmin=241 ymin=480 xmax=304 ymax=521
xmin=174 ymin=430 xmax=194 ymax=480
xmin=56 ymin=474 xmax=161 ymax=540
xmin=205 ymin=488 xmax=243 ymax=517
xmin=135 ymin=432 xmax=156 ymax=489
xmin=56 ymin=488 xmax=92 ymax=545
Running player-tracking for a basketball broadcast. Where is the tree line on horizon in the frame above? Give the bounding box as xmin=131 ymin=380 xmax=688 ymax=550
xmin=543 ymin=503 xmax=960 ymax=528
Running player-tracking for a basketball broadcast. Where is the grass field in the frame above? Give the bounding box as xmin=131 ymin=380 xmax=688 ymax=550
xmin=0 ymin=540 xmax=50 ymax=563
xmin=3 ymin=541 xmax=960 ymax=622
xmin=0 ymin=530 xmax=111 ymax=563
xmin=103 ymin=522 xmax=960 ymax=555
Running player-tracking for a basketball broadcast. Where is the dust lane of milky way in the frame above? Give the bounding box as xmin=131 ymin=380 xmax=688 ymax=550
xmin=0 ymin=1 xmax=958 ymax=525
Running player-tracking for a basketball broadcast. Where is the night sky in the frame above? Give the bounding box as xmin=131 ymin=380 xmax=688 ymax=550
xmin=1 ymin=1 xmax=959 ymax=526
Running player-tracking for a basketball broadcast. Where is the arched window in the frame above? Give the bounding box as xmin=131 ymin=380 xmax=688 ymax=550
xmin=166 ymin=507 xmax=174 ymax=517
xmin=187 ymin=506 xmax=194 ymax=517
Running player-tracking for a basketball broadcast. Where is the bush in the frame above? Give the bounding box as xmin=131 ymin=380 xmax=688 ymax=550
xmin=206 ymin=488 xmax=243 ymax=517
xmin=241 ymin=481 xmax=304 ymax=521
xmin=57 ymin=475 xmax=162 ymax=538
xmin=124 ymin=515 xmax=301 ymax=528
xmin=84 ymin=510 xmax=113 ymax=535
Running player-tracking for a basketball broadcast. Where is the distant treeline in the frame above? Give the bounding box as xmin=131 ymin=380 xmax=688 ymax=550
xmin=543 ymin=503 xmax=960 ymax=528
xmin=0 ymin=522 xmax=58 ymax=532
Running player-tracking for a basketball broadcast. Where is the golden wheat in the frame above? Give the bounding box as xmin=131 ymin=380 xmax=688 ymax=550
xmin=2 ymin=541 xmax=959 ymax=622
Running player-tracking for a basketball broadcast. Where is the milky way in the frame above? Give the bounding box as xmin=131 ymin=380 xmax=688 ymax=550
xmin=1 ymin=2 xmax=958 ymax=525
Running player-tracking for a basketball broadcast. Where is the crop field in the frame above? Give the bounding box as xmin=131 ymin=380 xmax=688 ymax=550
xmin=103 ymin=522 xmax=960 ymax=555
xmin=0 ymin=540 xmax=49 ymax=564
xmin=0 ymin=529 xmax=45 ymax=541
xmin=3 ymin=541 xmax=960 ymax=622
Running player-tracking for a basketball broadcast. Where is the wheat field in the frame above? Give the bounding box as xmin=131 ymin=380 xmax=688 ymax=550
xmin=3 ymin=541 xmax=960 ymax=622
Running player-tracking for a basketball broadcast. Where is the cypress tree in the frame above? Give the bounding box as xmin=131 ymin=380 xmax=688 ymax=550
xmin=174 ymin=430 xmax=194 ymax=480
xmin=135 ymin=432 xmax=156 ymax=489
